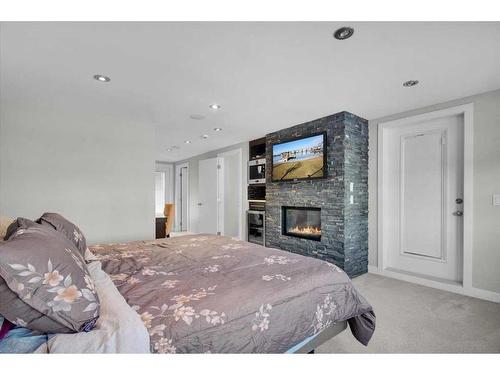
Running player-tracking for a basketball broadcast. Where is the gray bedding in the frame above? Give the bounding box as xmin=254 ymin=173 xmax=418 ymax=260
xmin=90 ymin=234 xmax=375 ymax=353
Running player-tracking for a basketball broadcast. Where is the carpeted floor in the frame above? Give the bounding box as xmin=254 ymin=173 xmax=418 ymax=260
xmin=317 ymin=273 xmax=500 ymax=353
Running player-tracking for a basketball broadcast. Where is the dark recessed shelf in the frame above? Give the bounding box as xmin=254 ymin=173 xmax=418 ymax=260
xmin=249 ymin=137 xmax=266 ymax=160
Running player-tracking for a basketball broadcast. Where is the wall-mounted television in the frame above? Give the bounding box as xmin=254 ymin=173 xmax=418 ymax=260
xmin=271 ymin=132 xmax=327 ymax=182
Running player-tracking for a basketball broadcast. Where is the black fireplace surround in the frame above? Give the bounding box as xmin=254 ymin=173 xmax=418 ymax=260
xmin=282 ymin=206 xmax=321 ymax=241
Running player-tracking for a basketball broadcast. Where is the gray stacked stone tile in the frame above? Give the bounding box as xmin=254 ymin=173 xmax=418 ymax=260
xmin=265 ymin=111 xmax=368 ymax=278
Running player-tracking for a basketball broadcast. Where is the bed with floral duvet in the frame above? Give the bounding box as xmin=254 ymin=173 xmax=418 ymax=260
xmin=90 ymin=234 xmax=375 ymax=353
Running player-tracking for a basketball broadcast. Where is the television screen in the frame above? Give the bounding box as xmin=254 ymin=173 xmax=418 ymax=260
xmin=272 ymin=133 xmax=326 ymax=181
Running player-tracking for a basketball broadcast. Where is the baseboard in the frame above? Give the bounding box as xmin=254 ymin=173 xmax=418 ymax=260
xmin=368 ymin=265 xmax=381 ymax=274
xmin=368 ymin=265 xmax=500 ymax=303
xmin=468 ymin=287 xmax=500 ymax=303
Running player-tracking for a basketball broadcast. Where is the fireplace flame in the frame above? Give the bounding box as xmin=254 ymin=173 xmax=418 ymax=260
xmin=289 ymin=225 xmax=321 ymax=236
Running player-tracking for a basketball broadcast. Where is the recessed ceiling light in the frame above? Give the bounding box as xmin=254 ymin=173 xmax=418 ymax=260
xmin=333 ymin=27 xmax=354 ymax=40
xmin=93 ymin=74 xmax=111 ymax=82
xmin=209 ymin=103 xmax=221 ymax=110
xmin=184 ymin=140 xmax=191 ymax=144
xmin=201 ymin=134 xmax=209 ymax=139
xmin=190 ymin=114 xmax=205 ymax=120
xmin=213 ymin=128 xmax=222 ymax=132
xmin=166 ymin=148 xmax=173 ymax=152
xmin=403 ymin=80 xmax=419 ymax=87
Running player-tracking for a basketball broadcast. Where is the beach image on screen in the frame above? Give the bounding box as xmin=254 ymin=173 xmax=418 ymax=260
xmin=272 ymin=134 xmax=325 ymax=181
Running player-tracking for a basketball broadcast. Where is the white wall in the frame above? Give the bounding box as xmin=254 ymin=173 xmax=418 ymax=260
xmin=0 ymin=100 xmax=155 ymax=245
xmin=369 ymin=88 xmax=500 ymax=294
xmin=175 ymin=142 xmax=249 ymax=238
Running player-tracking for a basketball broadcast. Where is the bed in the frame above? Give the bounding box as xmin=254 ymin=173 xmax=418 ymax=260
xmin=86 ymin=234 xmax=375 ymax=354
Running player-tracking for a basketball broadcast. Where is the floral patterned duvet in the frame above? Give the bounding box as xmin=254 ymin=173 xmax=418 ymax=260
xmin=90 ymin=234 xmax=375 ymax=353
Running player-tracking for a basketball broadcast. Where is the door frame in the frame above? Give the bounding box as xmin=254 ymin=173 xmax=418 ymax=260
xmin=377 ymin=103 xmax=474 ymax=294
xmin=217 ymin=156 xmax=224 ymax=236
xmin=175 ymin=162 xmax=190 ymax=232
xmin=217 ymin=148 xmax=244 ymax=240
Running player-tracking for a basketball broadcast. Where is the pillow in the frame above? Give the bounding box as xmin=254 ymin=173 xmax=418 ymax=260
xmin=0 ymin=217 xmax=14 ymax=239
xmin=0 ymin=277 xmax=73 ymax=333
xmin=2 ymin=219 xmax=70 ymax=333
xmin=0 ymin=220 xmax=99 ymax=333
xmin=4 ymin=217 xmax=38 ymax=241
xmin=37 ymin=213 xmax=87 ymax=256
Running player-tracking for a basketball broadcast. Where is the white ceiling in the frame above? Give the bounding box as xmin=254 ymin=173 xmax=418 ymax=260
xmin=2 ymin=22 xmax=500 ymax=162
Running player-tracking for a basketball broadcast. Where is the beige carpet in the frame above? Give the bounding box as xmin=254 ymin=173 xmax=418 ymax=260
xmin=317 ymin=273 xmax=500 ymax=353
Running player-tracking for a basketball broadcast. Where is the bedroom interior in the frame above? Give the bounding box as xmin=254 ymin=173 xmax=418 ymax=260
xmin=0 ymin=6 xmax=499 ymax=369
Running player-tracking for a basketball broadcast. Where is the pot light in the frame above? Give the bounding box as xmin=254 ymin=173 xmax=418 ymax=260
xmin=184 ymin=140 xmax=192 ymax=144
xmin=403 ymin=80 xmax=419 ymax=87
xmin=213 ymin=128 xmax=222 ymax=132
xmin=166 ymin=148 xmax=173 ymax=152
xmin=93 ymin=74 xmax=111 ymax=82
xmin=209 ymin=103 xmax=221 ymax=110
xmin=333 ymin=27 xmax=354 ymax=40
xmin=201 ymin=134 xmax=209 ymax=139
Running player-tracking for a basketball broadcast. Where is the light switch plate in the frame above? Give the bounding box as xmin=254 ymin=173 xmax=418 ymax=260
xmin=493 ymin=194 xmax=500 ymax=206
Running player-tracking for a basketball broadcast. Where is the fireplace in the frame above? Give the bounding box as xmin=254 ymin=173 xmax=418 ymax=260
xmin=282 ymin=206 xmax=321 ymax=241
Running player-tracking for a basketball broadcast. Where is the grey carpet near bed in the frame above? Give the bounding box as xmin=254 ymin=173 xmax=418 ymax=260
xmin=317 ymin=273 xmax=500 ymax=353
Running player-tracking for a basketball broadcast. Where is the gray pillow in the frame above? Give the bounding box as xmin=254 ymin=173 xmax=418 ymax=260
xmin=0 ymin=220 xmax=99 ymax=333
xmin=37 ymin=213 xmax=87 ymax=256
xmin=4 ymin=217 xmax=38 ymax=241
xmin=0 ymin=278 xmax=72 ymax=333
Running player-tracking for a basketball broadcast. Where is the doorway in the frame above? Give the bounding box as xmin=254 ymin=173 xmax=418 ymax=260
xmin=155 ymin=162 xmax=174 ymax=216
xmin=197 ymin=157 xmax=220 ymax=234
xmin=378 ymin=104 xmax=473 ymax=289
xmin=196 ymin=148 xmax=243 ymax=239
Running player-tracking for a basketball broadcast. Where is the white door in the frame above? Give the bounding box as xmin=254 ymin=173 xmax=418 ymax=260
xmin=220 ymin=150 xmax=242 ymax=239
xmin=381 ymin=113 xmax=464 ymax=282
xmin=198 ymin=158 xmax=220 ymax=234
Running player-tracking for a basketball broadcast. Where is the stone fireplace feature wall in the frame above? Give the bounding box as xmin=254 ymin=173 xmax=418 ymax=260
xmin=265 ymin=111 xmax=368 ymax=277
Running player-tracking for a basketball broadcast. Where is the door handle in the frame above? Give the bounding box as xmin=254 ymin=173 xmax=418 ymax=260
xmin=453 ymin=211 xmax=463 ymax=216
